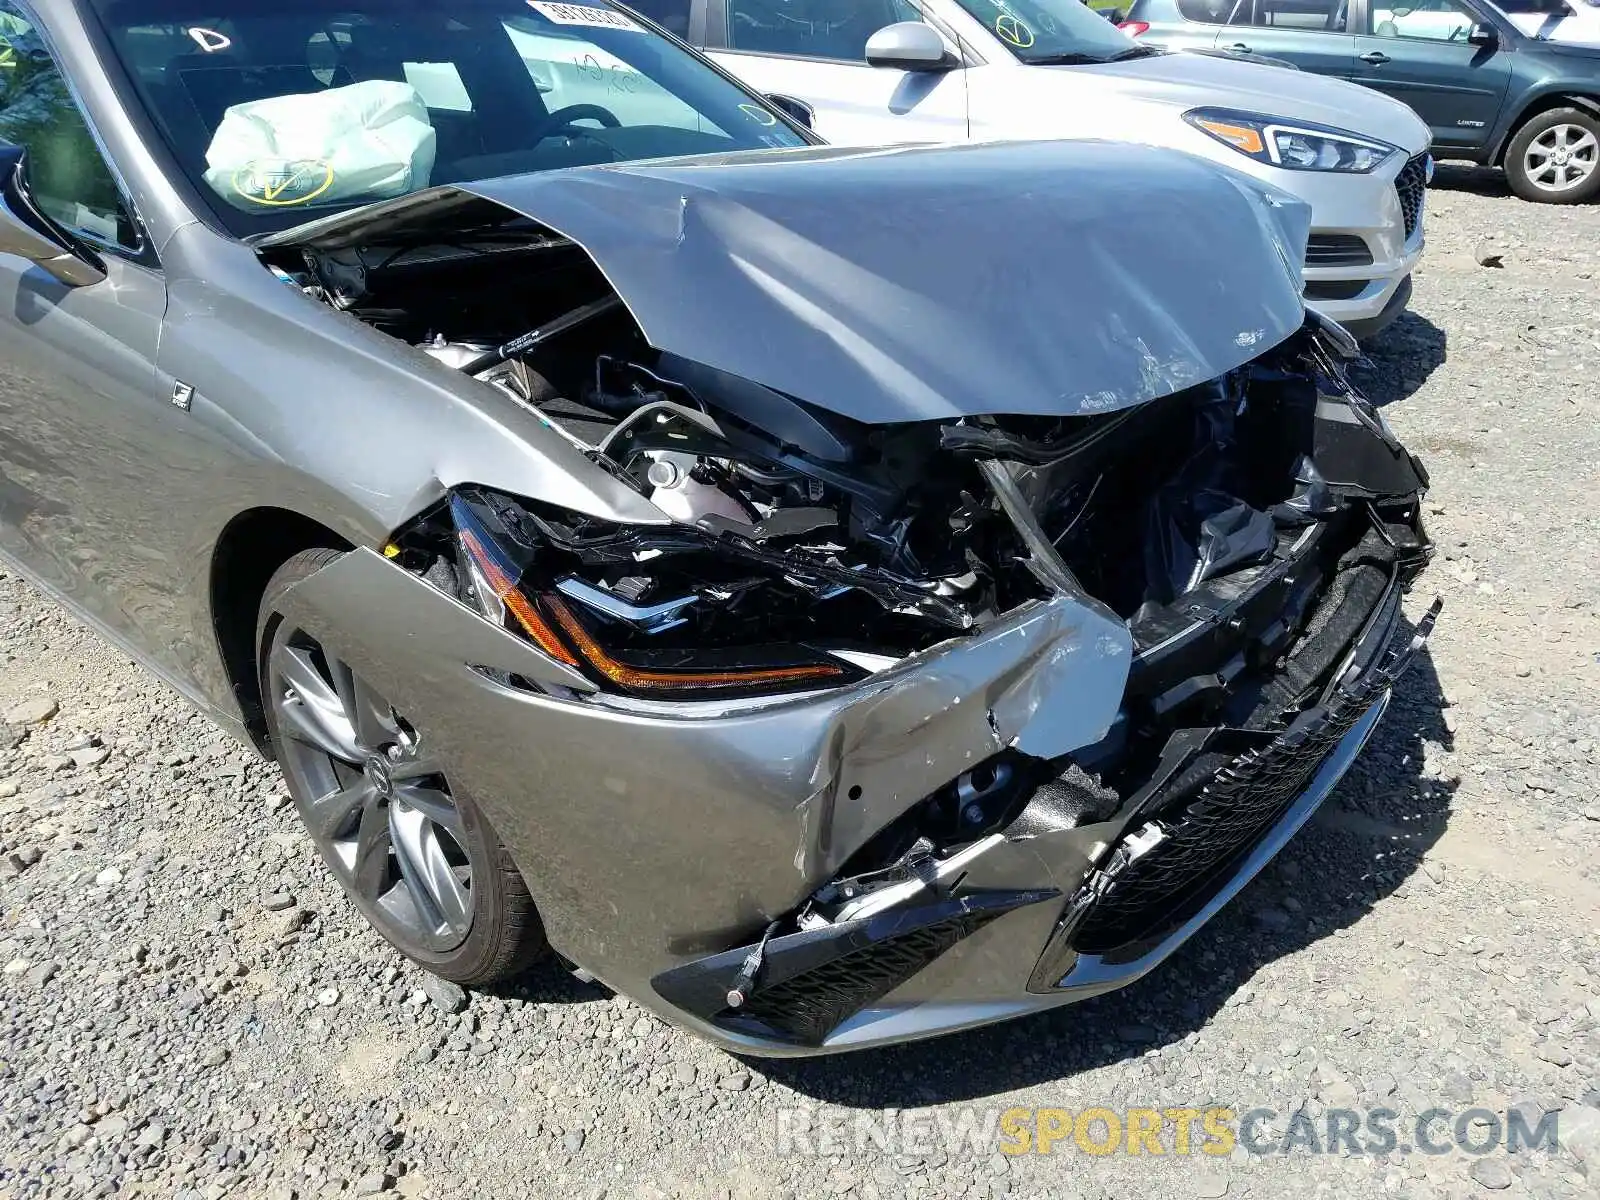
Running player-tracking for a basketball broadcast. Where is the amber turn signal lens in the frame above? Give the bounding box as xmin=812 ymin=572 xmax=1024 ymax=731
xmin=457 ymin=528 xmax=579 ymax=667
xmin=1193 ymin=118 xmax=1265 ymax=155
xmin=542 ymin=595 xmax=844 ymax=694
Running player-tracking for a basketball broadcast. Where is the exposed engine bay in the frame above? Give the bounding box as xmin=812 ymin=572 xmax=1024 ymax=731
xmin=263 ymin=195 xmax=1433 ymax=1046
xmin=268 ymin=210 xmax=1426 ymax=680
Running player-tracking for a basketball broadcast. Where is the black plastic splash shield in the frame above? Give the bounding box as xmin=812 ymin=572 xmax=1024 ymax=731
xmin=652 ymin=889 xmax=1058 ymax=1046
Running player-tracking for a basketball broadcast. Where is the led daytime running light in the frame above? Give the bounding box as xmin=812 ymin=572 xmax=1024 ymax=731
xmin=543 ymin=595 xmax=844 ymax=694
xmin=457 ymin=527 xmax=579 ymax=667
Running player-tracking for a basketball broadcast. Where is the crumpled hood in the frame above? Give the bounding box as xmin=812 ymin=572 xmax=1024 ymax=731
xmin=270 ymin=140 xmax=1311 ymax=423
xmin=471 ymin=141 xmax=1311 ymax=423
xmin=1064 ymin=51 xmax=1431 ymax=155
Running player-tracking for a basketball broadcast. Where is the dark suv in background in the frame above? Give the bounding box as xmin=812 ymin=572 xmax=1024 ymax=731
xmin=1123 ymin=0 xmax=1600 ymax=201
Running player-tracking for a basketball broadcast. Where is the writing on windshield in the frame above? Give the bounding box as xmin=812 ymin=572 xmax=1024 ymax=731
xmin=950 ymin=0 xmax=1137 ymax=61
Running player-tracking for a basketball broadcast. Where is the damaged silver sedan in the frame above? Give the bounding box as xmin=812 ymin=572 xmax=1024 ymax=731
xmin=1 ymin=0 xmax=1433 ymax=1055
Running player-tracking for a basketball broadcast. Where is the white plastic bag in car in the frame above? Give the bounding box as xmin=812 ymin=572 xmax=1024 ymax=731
xmin=202 ymin=80 xmax=437 ymax=211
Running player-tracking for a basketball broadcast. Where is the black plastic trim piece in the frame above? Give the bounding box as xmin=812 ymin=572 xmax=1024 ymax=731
xmin=652 ymin=889 xmax=1057 ymax=1046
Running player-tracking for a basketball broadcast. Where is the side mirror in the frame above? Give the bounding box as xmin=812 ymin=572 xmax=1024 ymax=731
xmin=1468 ymin=21 xmax=1498 ymax=43
xmin=764 ymin=93 xmax=815 ymax=129
xmin=0 ymin=145 xmax=106 ymax=288
xmin=865 ymin=21 xmax=954 ymax=71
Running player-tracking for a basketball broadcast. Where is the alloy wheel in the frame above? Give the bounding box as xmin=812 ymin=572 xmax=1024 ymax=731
xmin=1522 ymin=123 xmax=1600 ymax=194
xmin=268 ymin=632 xmax=473 ymax=952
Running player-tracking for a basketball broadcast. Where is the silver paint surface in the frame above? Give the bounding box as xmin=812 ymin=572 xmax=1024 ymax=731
xmin=462 ymin=141 xmax=1310 ymax=422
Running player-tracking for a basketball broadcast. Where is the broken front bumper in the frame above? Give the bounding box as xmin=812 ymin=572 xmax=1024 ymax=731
xmin=652 ymin=586 xmax=1433 ymax=1055
xmin=276 ymin=504 xmax=1433 ymax=1055
xmin=655 ymin=696 xmax=1388 ymax=1054
xmin=270 ymin=544 xmax=1133 ymax=1043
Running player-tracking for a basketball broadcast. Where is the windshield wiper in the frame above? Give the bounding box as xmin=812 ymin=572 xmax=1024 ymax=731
xmin=1023 ymin=51 xmax=1110 ymax=64
xmin=1026 ymin=46 xmax=1161 ymax=65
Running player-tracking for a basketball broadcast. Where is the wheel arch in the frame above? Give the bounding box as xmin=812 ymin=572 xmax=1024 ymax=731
xmin=1491 ymin=91 xmax=1600 ymax=166
xmin=209 ymin=507 xmax=355 ymax=754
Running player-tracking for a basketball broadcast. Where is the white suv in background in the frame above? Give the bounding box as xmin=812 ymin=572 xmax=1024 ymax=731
xmin=628 ymin=0 xmax=1433 ymax=338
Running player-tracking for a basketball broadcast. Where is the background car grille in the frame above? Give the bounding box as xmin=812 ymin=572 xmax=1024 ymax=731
xmin=1063 ymin=659 xmax=1391 ymax=956
xmin=1395 ymin=154 xmax=1428 ymax=241
xmin=1305 ymin=234 xmax=1374 ymax=268
xmin=1304 ymin=279 xmax=1369 ymax=301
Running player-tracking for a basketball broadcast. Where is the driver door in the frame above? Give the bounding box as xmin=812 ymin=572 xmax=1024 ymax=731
xmin=0 ymin=3 xmax=171 ymax=644
xmin=1351 ymin=0 xmax=1511 ymax=152
xmin=701 ymin=0 xmax=970 ymax=145
xmin=1213 ymin=0 xmax=1358 ymax=75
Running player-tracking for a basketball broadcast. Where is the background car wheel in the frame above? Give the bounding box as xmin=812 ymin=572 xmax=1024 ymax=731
xmin=1505 ymin=107 xmax=1600 ymax=204
xmin=258 ymin=549 xmax=548 ymax=984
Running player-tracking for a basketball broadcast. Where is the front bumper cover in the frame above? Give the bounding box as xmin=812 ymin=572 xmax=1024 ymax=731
xmin=1268 ymin=149 xmax=1427 ymax=333
xmin=648 ymin=559 xmax=1436 ymax=1054
xmin=277 ymin=490 xmax=1433 ymax=1055
xmin=271 ymin=542 xmax=1132 ymax=1039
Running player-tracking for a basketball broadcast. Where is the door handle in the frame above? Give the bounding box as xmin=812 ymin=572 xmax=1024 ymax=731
xmin=1228 ymin=42 xmax=1253 ymax=51
xmin=1359 ymin=50 xmax=1391 ymax=63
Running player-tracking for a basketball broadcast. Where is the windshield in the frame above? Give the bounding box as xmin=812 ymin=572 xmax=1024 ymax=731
xmin=951 ymin=0 xmax=1139 ymax=62
xmin=85 ymin=0 xmax=809 ymax=236
xmin=1487 ymin=0 xmax=1599 ymax=20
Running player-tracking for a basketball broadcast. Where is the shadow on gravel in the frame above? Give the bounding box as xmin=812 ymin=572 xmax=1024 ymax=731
xmin=1428 ymin=162 xmax=1511 ymax=198
xmin=753 ymin=624 xmax=1456 ymax=1109
xmin=1353 ymin=310 xmax=1447 ymax=409
xmin=479 ymin=957 xmax=611 ymax=1006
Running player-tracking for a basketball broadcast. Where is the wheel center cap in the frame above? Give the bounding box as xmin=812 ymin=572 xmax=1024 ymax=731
xmin=364 ymin=755 xmax=395 ymax=798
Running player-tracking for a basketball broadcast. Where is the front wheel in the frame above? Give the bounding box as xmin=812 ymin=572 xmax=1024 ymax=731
xmin=258 ymin=549 xmax=548 ymax=984
xmin=1504 ymin=107 xmax=1600 ymax=204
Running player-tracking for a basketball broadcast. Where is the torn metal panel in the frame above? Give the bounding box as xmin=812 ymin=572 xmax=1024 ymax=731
xmin=810 ymin=596 xmax=1133 ymax=868
xmin=274 ymin=547 xmax=1131 ymax=995
xmin=264 ymin=140 xmax=1311 ymax=423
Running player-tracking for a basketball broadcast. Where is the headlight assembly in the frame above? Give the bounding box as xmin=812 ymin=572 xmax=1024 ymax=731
xmin=444 ymin=489 xmax=858 ymax=700
xmin=1184 ymin=108 xmax=1400 ymax=174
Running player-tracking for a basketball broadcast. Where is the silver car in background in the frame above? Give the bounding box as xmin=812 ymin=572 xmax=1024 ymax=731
xmin=0 ymin=0 xmax=1434 ymax=1055
xmin=666 ymin=0 xmax=1434 ymax=337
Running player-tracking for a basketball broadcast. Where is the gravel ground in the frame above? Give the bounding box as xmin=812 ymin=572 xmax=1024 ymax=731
xmin=3 ymin=176 xmax=1599 ymax=1200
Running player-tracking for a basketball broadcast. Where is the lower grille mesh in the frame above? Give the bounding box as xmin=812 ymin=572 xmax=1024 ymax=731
xmin=1304 ymin=279 xmax=1369 ymax=302
xmin=735 ymin=911 xmax=999 ymax=1045
xmin=1065 ymin=657 xmax=1393 ymax=956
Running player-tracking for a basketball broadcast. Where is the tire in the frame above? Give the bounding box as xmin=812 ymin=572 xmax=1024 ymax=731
xmin=257 ymin=548 xmax=548 ymax=984
xmin=1503 ymin=107 xmax=1600 ymax=204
